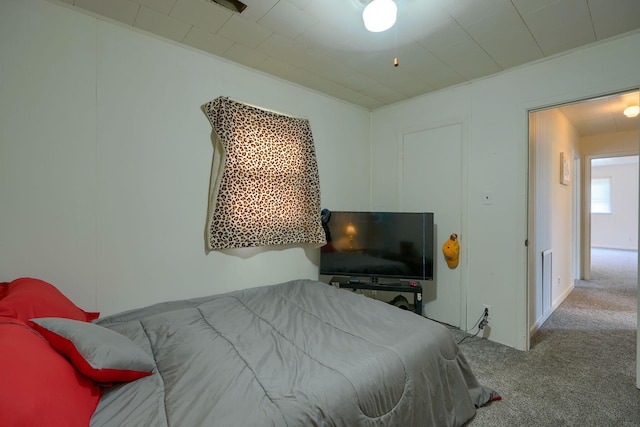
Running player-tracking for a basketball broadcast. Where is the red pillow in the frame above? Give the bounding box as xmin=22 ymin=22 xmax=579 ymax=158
xmin=0 ymin=317 xmax=101 ymax=427
xmin=0 ymin=282 xmax=8 ymax=299
xmin=0 ymin=278 xmax=99 ymax=322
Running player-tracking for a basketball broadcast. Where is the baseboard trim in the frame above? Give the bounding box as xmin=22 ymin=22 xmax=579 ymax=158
xmin=529 ymin=281 xmax=576 ymax=336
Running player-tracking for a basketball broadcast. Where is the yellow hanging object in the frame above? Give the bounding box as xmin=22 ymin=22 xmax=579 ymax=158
xmin=442 ymin=233 xmax=460 ymax=269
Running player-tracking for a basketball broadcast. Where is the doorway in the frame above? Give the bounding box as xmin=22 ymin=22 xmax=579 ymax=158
xmin=588 ymin=155 xmax=639 ymax=277
xmin=528 ymin=89 xmax=639 ymax=383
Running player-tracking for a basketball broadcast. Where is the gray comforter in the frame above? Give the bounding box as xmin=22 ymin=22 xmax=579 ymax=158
xmin=91 ymin=280 xmax=497 ymax=427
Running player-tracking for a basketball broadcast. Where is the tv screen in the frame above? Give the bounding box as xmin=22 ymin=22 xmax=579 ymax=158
xmin=320 ymin=211 xmax=434 ymax=281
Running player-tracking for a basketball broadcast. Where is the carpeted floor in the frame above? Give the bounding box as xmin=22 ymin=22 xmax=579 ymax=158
xmin=451 ymin=248 xmax=639 ymax=426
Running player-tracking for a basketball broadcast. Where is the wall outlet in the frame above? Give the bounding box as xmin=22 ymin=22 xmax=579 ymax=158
xmin=371 ymin=290 xmax=378 ymax=297
xmin=483 ymin=304 xmax=491 ymax=320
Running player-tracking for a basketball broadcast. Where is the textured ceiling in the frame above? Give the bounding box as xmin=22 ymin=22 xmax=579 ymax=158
xmin=556 ymin=90 xmax=639 ymax=136
xmin=55 ymin=0 xmax=640 ymax=112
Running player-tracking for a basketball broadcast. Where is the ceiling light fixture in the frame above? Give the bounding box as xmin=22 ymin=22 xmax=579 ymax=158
xmin=362 ymin=0 xmax=397 ymax=32
xmin=623 ymin=105 xmax=639 ymax=118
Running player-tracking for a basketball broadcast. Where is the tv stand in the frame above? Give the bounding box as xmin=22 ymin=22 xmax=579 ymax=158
xmin=330 ymin=276 xmax=423 ymax=315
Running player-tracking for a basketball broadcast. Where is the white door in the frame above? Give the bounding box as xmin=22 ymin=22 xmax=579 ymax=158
xmin=402 ymin=124 xmax=465 ymax=327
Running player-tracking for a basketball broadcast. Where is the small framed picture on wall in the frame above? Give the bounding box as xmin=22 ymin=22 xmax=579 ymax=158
xmin=560 ymin=152 xmax=570 ymax=185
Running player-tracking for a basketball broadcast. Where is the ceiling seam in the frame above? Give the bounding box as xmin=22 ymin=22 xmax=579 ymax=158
xmin=447 ymin=14 xmax=503 ymax=71
xmin=585 ymin=0 xmax=598 ymax=40
xmin=509 ymin=0 xmax=544 ymax=56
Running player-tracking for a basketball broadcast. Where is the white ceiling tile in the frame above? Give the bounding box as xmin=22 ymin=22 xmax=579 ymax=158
xmin=139 ymin=0 xmax=178 ymax=15
xmin=258 ymin=1 xmax=318 ymax=39
xmin=182 ymin=26 xmax=233 ymax=56
xmin=394 ymin=43 xmax=466 ymax=89
xmin=542 ymin=33 xmax=597 ymax=56
xmin=223 ymin=42 xmax=270 ymax=68
xmin=446 ymin=0 xmax=514 ymax=28
xmin=339 ymin=72 xmax=386 ymax=93
xmin=285 ymin=0 xmax=313 ymax=11
xmin=291 ymin=37 xmax=331 ymax=59
xmin=170 ymin=0 xmax=232 ymax=33
xmin=465 ymin=7 xmax=543 ymax=68
xmin=362 ymin=83 xmax=403 ymax=100
xmin=307 ymin=79 xmax=366 ymax=103
xmin=256 ymin=33 xmax=298 ymax=60
xmin=556 ymin=90 xmax=639 ymax=135
xmin=257 ymin=32 xmax=331 ymax=72
xmin=588 ymin=0 xmax=640 ymax=40
xmin=254 ymin=57 xmax=292 ymax=77
xmin=388 ymin=77 xmax=435 ymax=98
xmin=614 ymin=114 xmax=640 ymax=133
xmin=290 ymin=53 xmax=339 ymax=79
xmin=479 ymin=34 xmax=543 ymax=69
xmin=562 ymin=103 xmax=616 ymax=135
xmin=274 ymin=63 xmax=327 ymax=88
xmin=217 ymin=14 xmax=273 ymax=49
xmin=302 ymin=0 xmax=365 ymax=31
xmin=324 ymin=65 xmax=379 ymax=90
xmin=135 ymin=6 xmax=191 ymax=42
xmin=520 ymin=0 xmax=595 ymax=55
xmin=392 ymin=1 xmax=452 ymax=42
xmin=75 ymin=0 xmax=140 ymax=25
xmin=296 ymin=22 xmax=348 ymax=53
xmin=511 ymin=0 xmax=561 ymax=15
xmin=417 ymin=18 xmax=502 ymax=80
xmin=417 ymin=17 xmax=474 ymax=51
xmin=236 ymin=0 xmax=278 ymax=22
xmin=432 ymin=40 xmax=502 ymax=80
xmin=464 ymin=6 xmax=530 ymax=45
xmin=334 ymin=41 xmax=410 ymax=72
xmin=351 ymin=56 xmax=408 ymax=86
xmin=612 ymin=92 xmax=640 ymax=132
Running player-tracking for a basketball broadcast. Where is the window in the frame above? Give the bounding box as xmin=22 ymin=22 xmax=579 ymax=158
xmin=591 ymin=177 xmax=611 ymax=214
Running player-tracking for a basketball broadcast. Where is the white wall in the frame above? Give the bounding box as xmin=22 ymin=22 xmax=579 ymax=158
xmin=581 ymin=129 xmax=639 ymax=157
xmin=371 ymin=31 xmax=640 ymax=349
xmin=591 ymin=159 xmax=639 ymax=250
xmin=529 ymin=108 xmax=580 ymax=331
xmin=0 ymin=0 xmax=371 ymax=315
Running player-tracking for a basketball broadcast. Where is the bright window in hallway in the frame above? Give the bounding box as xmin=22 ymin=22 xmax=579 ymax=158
xmin=591 ymin=177 xmax=611 ymax=214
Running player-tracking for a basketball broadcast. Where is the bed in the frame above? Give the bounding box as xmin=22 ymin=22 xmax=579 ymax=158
xmin=0 ymin=277 xmax=498 ymax=427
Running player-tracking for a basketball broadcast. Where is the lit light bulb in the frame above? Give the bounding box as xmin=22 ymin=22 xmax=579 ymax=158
xmin=623 ymin=105 xmax=639 ymax=118
xmin=362 ymin=0 xmax=397 ymax=33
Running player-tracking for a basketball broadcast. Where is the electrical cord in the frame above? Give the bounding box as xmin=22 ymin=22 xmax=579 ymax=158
xmin=457 ymin=327 xmax=481 ymax=345
xmin=457 ymin=309 xmax=487 ymax=345
xmin=424 ymin=310 xmax=488 ymax=345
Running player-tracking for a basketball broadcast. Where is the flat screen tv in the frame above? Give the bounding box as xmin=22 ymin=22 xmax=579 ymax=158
xmin=320 ymin=211 xmax=434 ymax=281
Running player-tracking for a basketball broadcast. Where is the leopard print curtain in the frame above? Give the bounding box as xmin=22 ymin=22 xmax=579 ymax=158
xmin=202 ymin=97 xmax=326 ymax=251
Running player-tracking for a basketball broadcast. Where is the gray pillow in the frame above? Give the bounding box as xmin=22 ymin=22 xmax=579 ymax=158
xmin=30 ymin=317 xmax=155 ymax=384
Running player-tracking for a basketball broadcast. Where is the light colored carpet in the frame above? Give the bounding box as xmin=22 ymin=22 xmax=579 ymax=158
xmin=451 ymin=248 xmax=639 ymax=426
